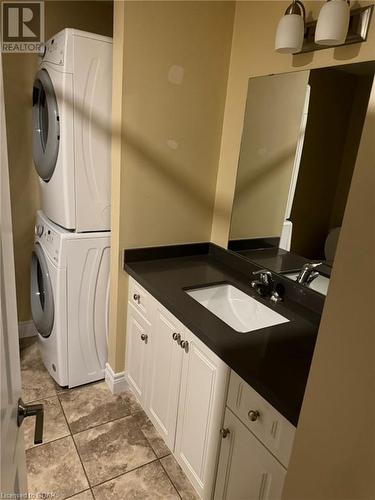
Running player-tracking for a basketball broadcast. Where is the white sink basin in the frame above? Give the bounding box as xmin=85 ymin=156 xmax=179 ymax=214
xmin=186 ymin=284 xmax=289 ymax=333
xmin=284 ymin=272 xmax=330 ymax=296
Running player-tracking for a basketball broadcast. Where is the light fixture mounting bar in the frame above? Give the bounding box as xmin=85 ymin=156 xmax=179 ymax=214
xmin=298 ymin=4 xmax=373 ymax=54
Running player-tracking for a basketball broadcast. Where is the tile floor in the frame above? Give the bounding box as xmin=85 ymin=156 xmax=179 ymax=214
xmin=20 ymin=337 xmax=199 ymax=500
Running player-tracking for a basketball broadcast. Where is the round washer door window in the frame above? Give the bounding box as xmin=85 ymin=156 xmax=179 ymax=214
xmin=30 ymin=243 xmax=54 ymax=338
xmin=32 ymin=69 xmax=60 ymax=181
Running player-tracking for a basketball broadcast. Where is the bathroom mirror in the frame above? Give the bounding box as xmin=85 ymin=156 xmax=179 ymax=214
xmin=228 ymin=62 xmax=374 ymax=295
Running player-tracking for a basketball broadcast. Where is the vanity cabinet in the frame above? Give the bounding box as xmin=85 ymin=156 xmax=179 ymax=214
xmin=146 ymin=302 xmax=184 ymax=450
xmin=126 ymin=277 xmax=229 ymax=500
xmin=214 ymin=371 xmax=295 ymax=500
xmin=125 ymin=302 xmax=150 ymax=405
xmin=214 ymin=409 xmax=286 ymax=500
xmin=126 ymin=278 xmax=295 ymax=500
xmin=175 ymin=327 xmax=229 ymax=498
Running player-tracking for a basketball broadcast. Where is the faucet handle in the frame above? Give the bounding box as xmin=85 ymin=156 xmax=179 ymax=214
xmin=302 ymin=261 xmax=323 ymax=270
xmin=305 ymin=270 xmax=320 ymax=285
xmin=297 ymin=261 xmax=322 ymax=285
xmin=251 ymin=269 xmax=273 ymax=286
xmin=252 ymin=269 xmax=272 ymax=275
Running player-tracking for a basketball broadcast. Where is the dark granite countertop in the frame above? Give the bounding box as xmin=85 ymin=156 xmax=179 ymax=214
xmin=124 ymin=244 xmax=322 ymax=427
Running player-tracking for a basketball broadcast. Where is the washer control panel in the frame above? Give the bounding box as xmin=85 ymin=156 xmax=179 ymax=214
xmin=42 ymin=31 xmax=65 ymax=66
xmin=35 ymin=224 xmax=61 ymax=265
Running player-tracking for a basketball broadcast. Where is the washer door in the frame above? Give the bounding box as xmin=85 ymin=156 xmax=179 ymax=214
xmin=31 ymin=243 xmax=54 ymax=337
xmin=32 ymin=69 xmax=60 ymax=181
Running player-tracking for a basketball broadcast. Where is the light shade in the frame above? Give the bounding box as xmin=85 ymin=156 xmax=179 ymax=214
xmin=275 ymin=14 xmax=305 ymax=53
xmin=315 ymin=0 xmax=350 ymax=46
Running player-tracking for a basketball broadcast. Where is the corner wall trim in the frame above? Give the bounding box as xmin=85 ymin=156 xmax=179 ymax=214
xmin=105 ymin=363 xmax=128 ymax=394
xmin=19 ymin=321 xmax=37 ymax=338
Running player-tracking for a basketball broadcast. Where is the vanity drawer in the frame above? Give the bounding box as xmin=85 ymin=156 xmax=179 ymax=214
xmin=227 ymin=371 xmax=295 ymax=468
xmin=129 ymin=277 xmax=150 ymax=321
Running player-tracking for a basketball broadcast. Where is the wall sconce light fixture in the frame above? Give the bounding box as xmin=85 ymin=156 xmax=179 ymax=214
xmin=275 ymin=1 xmax=373 ymax=54
xmin=315 ymin=0 xmax=350 ymax=45
xmin=275 ymin=0 xmax=306 ymax=53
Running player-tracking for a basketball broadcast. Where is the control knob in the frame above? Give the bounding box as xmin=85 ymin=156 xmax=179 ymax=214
xmin=35 ymin=225 xmax=44 ymax=237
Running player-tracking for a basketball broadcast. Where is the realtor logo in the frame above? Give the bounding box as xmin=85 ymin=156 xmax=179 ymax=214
xmin=1 ymin=1 xmax=44 ymax=53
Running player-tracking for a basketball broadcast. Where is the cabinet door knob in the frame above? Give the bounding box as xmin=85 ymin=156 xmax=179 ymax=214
xmin=248 ymin=410 xmax=260 ymax=422
xmin=172 ymin=332 xmax=181 ymax=343
xmin=140 ymin=333 xmax=148 ymax=343
xmin=220 ymin=427 xmax=230 ymax=438
xmin=180 ymin=340 xmax=189 ymax=353
xmin=133 ymin=293 xmax=140 ymax=303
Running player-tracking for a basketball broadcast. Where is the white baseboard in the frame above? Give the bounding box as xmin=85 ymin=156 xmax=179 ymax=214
xmin=19 ymin=320 xmax=37 ymax=338
xmin=105 ymin=363 xmax=128 ymax=394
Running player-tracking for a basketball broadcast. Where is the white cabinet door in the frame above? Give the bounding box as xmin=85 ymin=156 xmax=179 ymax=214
xmin=175 ymin=327 xmax=229 ymax=500
xmin=146 ymin=303 xmax=184 ymax=450
xmin=125 ymin=302 xmax=150 ymax=405
xmin=214 ymin=409 xmax=286 ymax=500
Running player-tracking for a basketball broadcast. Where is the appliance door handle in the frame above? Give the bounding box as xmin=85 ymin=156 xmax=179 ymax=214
xmin=17 ymin=398 xmax=44 ymax=444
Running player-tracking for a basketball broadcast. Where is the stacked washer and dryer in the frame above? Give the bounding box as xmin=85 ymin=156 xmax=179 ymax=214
xmin=30 ymin=29 xmax=113 ymax=388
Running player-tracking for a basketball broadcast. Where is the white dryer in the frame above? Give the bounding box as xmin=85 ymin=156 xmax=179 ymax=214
xmin=30 ymin=211 xmax=110 ymax=387
xmin=32 ymin=29 xmax=113 ymax=232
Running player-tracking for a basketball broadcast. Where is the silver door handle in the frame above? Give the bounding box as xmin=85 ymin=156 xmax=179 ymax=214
xmin=248 ymin=410 xmax=260 ymax=422
xmin=17 ymin=398 xmax=44 ymax=444
xmin=220 ymin=427 xmax=230 ymax=438
xmin=180 ymin=340 xmax=189 ymax=353
xmin=133 ymin=293 xmax=140 ymax=304
xmin=172 ymin=332 xmax=181 ymax=343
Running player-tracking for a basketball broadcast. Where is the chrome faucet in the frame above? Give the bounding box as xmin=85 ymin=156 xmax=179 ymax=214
xmin=296 ymin=262 xmax=322 ymax=286
xmin=251 ymin=269 xmax=282 ymax=302
xmin=251 ymin=270 xmax=273 ymax=296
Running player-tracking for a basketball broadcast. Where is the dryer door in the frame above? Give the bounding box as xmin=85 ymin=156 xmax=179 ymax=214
xmin=32 ymin=69 xmax=60 ymax=181
xmin=30 ymin=243 xmax=54 ymax=337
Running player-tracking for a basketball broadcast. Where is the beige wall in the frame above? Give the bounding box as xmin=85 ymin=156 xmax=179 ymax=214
xmin=107 ymin=1 xmax=234 ymax=371
xmin=3 ymin=1 xmax=113 ymax=322
xmin=283 ymin=79 xmax=375 ymax=500
xmin=3 ymin=52 xmax=39 ymax=322
xmin=211 ymin=0 xmax=375 ymax=248
xmin=229 ymin=71 xmax=309 ymax=240
xmin=108 ymin=0 xmax=127 ymax=372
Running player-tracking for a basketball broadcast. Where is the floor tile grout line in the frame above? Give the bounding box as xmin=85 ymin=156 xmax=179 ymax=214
xmin=56 ymin=393 xmax=72 ymax=436
xmin=21 ymin=391 xmax=59 ymax=405
xmin=57 ymin=393 xmax=74 ymax=436
xmin=68 ymin=414 xmax=161 ymax=489
xmin=68 ymin=429 xmax=92 ymax=490
xmin=66 ymin=410 xmax=137 ymax=437
xmin=89 ymin=457 xmax=161 ymax=491
xmin=25 ymin=433 xmax=73 ymax=453
xmin=133 ymin=418 xmax=172 ymax=461
xmin=59 ymin=399 xmax=92 ymax=492
xmin=159 ymin=458 xmax=184 ymax=500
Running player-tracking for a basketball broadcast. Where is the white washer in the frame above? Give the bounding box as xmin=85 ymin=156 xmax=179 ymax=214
xmin=30 ymin=211 xmax=110 ymax=387
xmin=32 ymin=29 xmax=113 ymax=232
